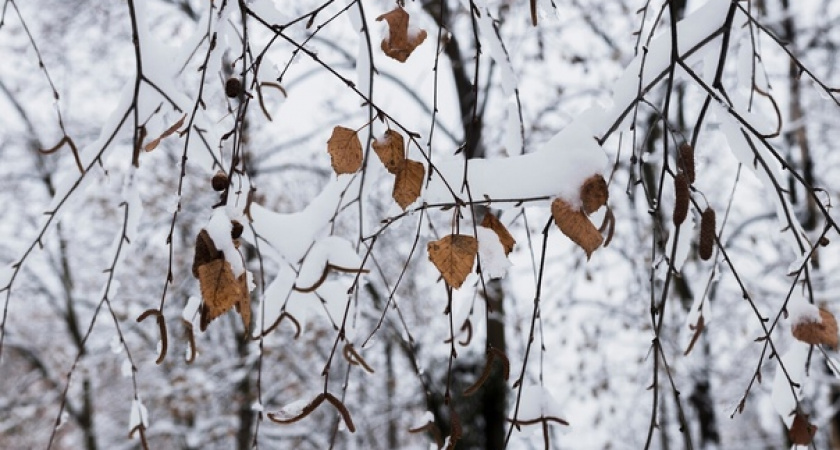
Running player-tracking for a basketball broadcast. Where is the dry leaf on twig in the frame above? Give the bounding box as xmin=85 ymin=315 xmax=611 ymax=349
xmin=580 ymin=174 xmax=608 ymax=215
xmin=373 ymin=129 xmax=405 ymax=174
xmin=792 ymin=307 xmax=838 ymax=348
xmin=480 ymin=213 xmax=515 ymax=255
xmin=428 ymin=234 xmax=478 ymax=289
xmin=327 ymin=126 xmax=363 ymax=175
xmin=144 ymin=115 xmax=187 ymax=152
xmin=197 ymin=259 xmax=246 ymax=331
xmin=393 ymin=159 xmax=424 ymax=210
xmin=376 ymin=7 xmax=427 ymax=62
xmin=551 ymin=198 xmax=603 ymax=259
xmin=789 ymin=413 xmax=817 ymax=445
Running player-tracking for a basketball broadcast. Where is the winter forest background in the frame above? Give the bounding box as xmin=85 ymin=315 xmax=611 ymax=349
xmin=1 ymin=0 xmax=839 ymax=449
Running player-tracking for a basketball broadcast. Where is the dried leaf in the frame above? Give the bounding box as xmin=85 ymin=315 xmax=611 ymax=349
xmin=197 ymin=259 xmax=245 ymax=331
xmin=428 ymin=234 xmax=478 ymax=289
xmin=684 ymin=315 xmax=704 ymax=356
xmin=373 ymin=129 xmax=405 ymax=174
xmin=192 ymin=229 xmax=222 ymax=278
xmin=376 ymin=7 xmax=427 ymax=62
xmin=551 ymin=198 xmax=603 ymax=259
xmin=580 ymin=174 xmax=608 ymax=215
xmin=673 ymin=172 xmax=689 ymax=226
xmin=327 ymin=126 xmax=363 ymax=175
xmin=393 ymin=159 xmax=424 ymax=210
xmin=789 ymin=413 xmax=817 ymax=445
xmin=792 ymin=308 xmax=838 ymax=349
xmin=480 ymin=213 xmax=515 ymax=255
xmin=698 ymin=207 xmax=716 ymax=260
xmin=144 ymin=115 xmax=186 ymax=152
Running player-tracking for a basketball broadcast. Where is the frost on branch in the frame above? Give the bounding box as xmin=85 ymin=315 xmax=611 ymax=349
xmin=428 ymin=235 xmax=478 ymax=289
xmin=376 ymin=7 xmax=427 ymax=63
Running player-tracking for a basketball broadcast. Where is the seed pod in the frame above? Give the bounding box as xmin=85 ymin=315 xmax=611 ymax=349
xmin=699 ymin=207 xmax=716 ymax=260
xmin=225 ymin=78 xmax=242 ymax=98
xmin=231 ymin=220 xmax=243 ymax=239
xmin=212 ymin=171 xmax=228 ymax=191
xmin=679 ymin=142 xmax=695 ymax=184
xmin=673 ymin=173 xmax=689 ymax=226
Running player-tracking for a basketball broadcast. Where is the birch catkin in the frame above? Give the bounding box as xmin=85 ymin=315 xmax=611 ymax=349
xmin=699 ymin=207 xmax=716 ymax=260
xmin=679 ymin=142 xmax=695 ymax=184
xmin=673 ymin=173 xmax=689 ymax=226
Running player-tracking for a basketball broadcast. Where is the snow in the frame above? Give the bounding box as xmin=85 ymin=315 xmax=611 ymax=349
xmin=666 ymin=211 xmax=694 ymax=273
xmin=182 ymin=296 xmax=201 ymax=325
xmin=771 ymin=342 xmax=809 ymax=427
xmin=129 ymin=398 xmax=149 ymax=431
xmin=121 ymin=359 xmax=133 ymax=377
xmin=295 ymin=236 xmax=364 ymax=289
xmin=206 ymin=208 xmax=244 ymax=277
xmin=423 ymin=122 xmax=607 ymax=209
xmin=787 ymin=300 xmax=821 ymax=327
xmin=476 ymin=227 xmax=510 ymax=279
xmin=272 ymin=397 xmax=311 ymax=420
xmin=516 ymin=385 xmax=566 ymax=424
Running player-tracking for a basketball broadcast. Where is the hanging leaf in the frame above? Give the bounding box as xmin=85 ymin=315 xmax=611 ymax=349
xmin=197 ymin=259 xmax=245 ymax=331
xmin=580 ymin=174 xmax=609 ymax=215
xmin=480 ymin=213 xmax=515 ymax=255
xmin=373 ymin=129 xmax=406 ymax=174
xmin=235 ymin=273 xmax=251 ymax=333
xmin=192 ymin=229 xmax=223 ymax=278
xmin=376 ymin=7 xmax=427 ymax=62
xmin=792 ymin=307 xmax=838 ymax=349
xmin=684 ymin=315 xmax=705 ymax=356
xmin=393 ymin=159 xmax=424 ymax=210
xmin=327 ymin=126 xmax=363 ymax=175
xmin=551 ymin=198 xmax=602 ymax=259
xmin=428 ymin=234 xmax=478 ymax=289
xmin=144 ymin=114 xmax=186 ymax=152
xmin=788 ymin=412 xmax=817 ymax=445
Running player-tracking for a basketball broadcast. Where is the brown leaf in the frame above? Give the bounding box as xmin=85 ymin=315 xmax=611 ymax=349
xmin=376 ymin=7 xmax=427 ymax=62
xmin=428 ymin=234 xmax=478 ymax=289
xmin=684 ymin=315 xmax=705 ymax=356
xmin=235 ymin=273 xmax=251 ymax=333
xmin=480 ymin=213 xmax=516 ymax=255
xmin=551 ymin=198 xmax=603 ymax=259
xmin=393 ymin=159 xmax=424 ymax=210
xmin=144 ymin=114 xmax=187 ymax=152
xmin=789 ymin=412 xmax=817 ymax=445
xmin=192 ymin=229 xmax=222 ymax=278
xmin=792 ymin=308 xmax=839 ymax=349
xmin=327 ymin=126 xmax=363 ymax=175
xmin=580 ymin=174 xmax=608 ymax=215
xmin=373 ymin=129 xmax=405 ymax=174
xmin=197 ymin=259 xmax=245 ymax=331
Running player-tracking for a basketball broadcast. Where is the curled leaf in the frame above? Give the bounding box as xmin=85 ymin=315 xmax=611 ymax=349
xmin=551 ymin=198 xmax=602 ymax=259
xmin=480 ymin=213 xmax=515 ymax=255
xmin=792 ymin=307 xmax=838 ymax=349
xmin=327 ymin=126 xmax=363 ymax=175
xmin=427 ymin=234 xmax=478 ymax=289
xmin=376 ymin=7 xmax=427 ymax=62
xmin=580 ymin=174 xmax=608 ymax=215
xmin=144 ymin=114 xmax=186 ymax=152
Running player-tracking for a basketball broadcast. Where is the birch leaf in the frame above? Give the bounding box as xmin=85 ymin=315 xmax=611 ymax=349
xmin=376 ymin=7 xmax=427 ymax=62
xmin=327 ymin=126 xmax=363 ymax=175
xmin=373 ymin=129 xmax=405 ymax=174
xmin=393 ymin=159 xmax=424 ymax=210
xmin=197 ymin=259 xmax=243 ymax=331
xmin=428 ymin=235 xmax=478 ymax=289
xmin=580 ymin=174 xmax=608 ymax=215
xmin=552 ymin=198 xmax=603 ymax=259
xmin=480 ymin=213 xmax=515 ymax=255
xmin=792 ymin=308 xmax=838 ymax=349
xmin=789 ymin=413 xmax=817 ymax=445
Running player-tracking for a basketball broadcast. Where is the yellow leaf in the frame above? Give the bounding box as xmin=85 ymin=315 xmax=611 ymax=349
xmin=580 ymin=174 xmax=609 ymax=215
xmin=792 ymin=307 xmax=838 ymax=349
xmin=373 ymin=130 xmax=406 ymax=174
xmin=327 ymin=126 xmax=363 ymax=175
xmin=551 ymin=198 xmax=603 ymax=259
xmin=393 ymin=159 xmax=424 ymax=210
xmin=376 ymin=7 xmax=427 ymax=62
xmin=480 ymin=213 xmax=515 ymax=255
xmin=428 ymin=234 xmax=478 ymax=289
xmin=197 ymin=259 xmax=245 ymax=331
